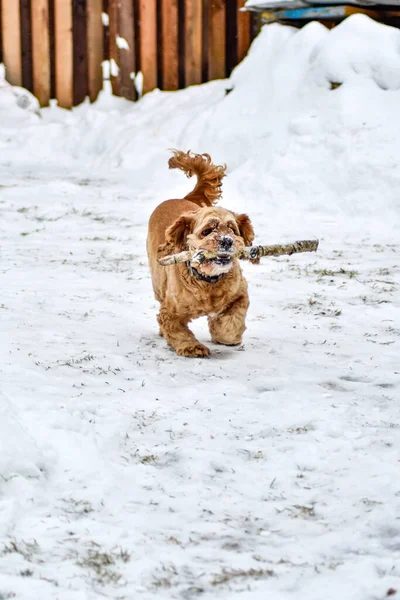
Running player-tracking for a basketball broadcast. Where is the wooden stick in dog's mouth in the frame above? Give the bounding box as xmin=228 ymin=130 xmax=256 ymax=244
xmin=157 ymin=239 xmax=319 ymax=266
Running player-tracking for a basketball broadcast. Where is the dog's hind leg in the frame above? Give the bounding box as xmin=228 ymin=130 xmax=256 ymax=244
xmin=158 ymin=306 xmax=210 ymax=358
xmin=208 ymin=293 xmax=249 ymax=346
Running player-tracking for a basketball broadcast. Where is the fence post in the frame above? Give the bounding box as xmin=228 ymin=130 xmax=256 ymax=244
xmin=208 ymin=0 xmax=226 ymax=80
xmin=54 ymin=0 xmax=73 ymax=108
xmin=160 ymin=0 xmax=178 ymax=90
xmin=184 ymin=0 xmax=202 ymax=86
xmin=118 ymin=0 xmax=136 ymax=100
xmin=73 ymin=0 xmax=88 ymax=105
xmin=87 ymin=0 xmax=104 ymax=102
xmin=20 ymin=0 xmax=33 ymax=91
xmin=109 ymin=0 xmax=120 ymax=95
xmin=31 ymin=0 xmax=51 ymax=106
xmin=139 ymin=0 xmax=157 ymax=94
xmin=1 ymin=0 xmax=22 ymax=86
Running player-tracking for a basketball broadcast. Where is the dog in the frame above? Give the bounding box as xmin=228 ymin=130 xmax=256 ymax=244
xmin=146 ymin=150 xmax=256 ymax=358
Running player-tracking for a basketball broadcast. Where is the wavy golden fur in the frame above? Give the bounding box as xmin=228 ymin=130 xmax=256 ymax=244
xmin=168 ymin=149 xmax=226 ymax=207
xmin=147 ymin=150 xmax=255 ymax=358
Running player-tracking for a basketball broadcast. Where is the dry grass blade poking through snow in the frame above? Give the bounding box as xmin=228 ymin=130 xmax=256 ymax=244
xmin=157 ymin=239 xmax=319 ymax=266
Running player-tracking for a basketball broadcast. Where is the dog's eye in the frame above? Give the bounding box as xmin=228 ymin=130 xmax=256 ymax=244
xmin=202 ymin=228 xmax=213 ymax=237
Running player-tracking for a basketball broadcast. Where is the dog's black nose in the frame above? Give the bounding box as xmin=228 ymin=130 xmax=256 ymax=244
xmin=220 ymin=236 xmax=233 ymax=251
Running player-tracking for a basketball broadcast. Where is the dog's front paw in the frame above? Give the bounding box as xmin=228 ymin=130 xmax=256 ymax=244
xmin=177 ymin=343 xmax=210 ymax=358
xmin=212 ymin=339 xmax=242 ymax=347
xmin=211 ymin=333 xmax=242 ymax=346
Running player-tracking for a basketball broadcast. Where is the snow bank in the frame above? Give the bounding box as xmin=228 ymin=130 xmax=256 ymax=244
xmin=189 ymin=15 xmax=400 ymax=220
xmin=308 ymin=14 xmax=400 ymax=90
xmin=0 ymin=392 xmax=44 ymax=479
xmin=0 ymin=65 xmax=40 ymax=122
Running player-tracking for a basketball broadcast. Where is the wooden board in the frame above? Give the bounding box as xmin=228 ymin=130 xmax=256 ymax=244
xmin=225 ymin=0 xmax=237 ymax=77
xmin=118 ymin=0 xmax=136 ymax=100
xmin=103 ymin=0 xmax=110 ymax=60
xmin=184 ymin=0 xmax=202 ymax=86
xmin=1 ymin=0 xmax=22 ymax=86
xmin=20 ymin=0 xmax=33 ymax=91
xmin=73 ymin=0 xmax=87 ymax=105
xmin=208 ymin=0 xmax=226 ymax=81
xmin=108 ymin=0 xmax=120 ymax=95
xmin=31 ymin=0 xmax=51 ymax=106
xmin=139 ymin=0 xmax=157 ymax=94
xmin=48 ymin=0 xmax=56 ymax=98
xmin=237 ymin=0 xmax=251 ymax=63
xmin=160 ymin=0 xmax=178 ymax=90
xmin=87 ymin=0 xmax=104 ymax=102
xmin=54 ymin=0 xmax=73 ymax=108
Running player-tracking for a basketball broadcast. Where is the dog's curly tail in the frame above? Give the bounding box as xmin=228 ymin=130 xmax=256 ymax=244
xmin=168 ymin=150 xmax=226 ymax=207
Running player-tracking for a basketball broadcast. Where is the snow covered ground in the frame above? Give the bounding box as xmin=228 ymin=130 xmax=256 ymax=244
xmin=1 ymin=15 xmax=399 ymax=600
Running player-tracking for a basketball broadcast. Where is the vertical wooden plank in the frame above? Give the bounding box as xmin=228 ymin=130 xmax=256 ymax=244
xmin=237 ymin=0 xmax=251 ymax=63
xmin=1 ymin=0 xmax=22 ymax=86
xmin=139 ymin=0 xmax=157 ymax=94
xmin=87 ymin=0 xmax=103 ymax=102
xmin=108 ymin=0 xmax=120 ymax=95
xmin=133 ymin=0 xmax=140 ymax=72
xmin=49 ymin=0 xmax=56 ymax=101
xmin=103 ymin=0 xmax=109 ymax=60
xmin=54 ymin=0 xmax=73 ymax=108
xmin=160 ymin=0 xmax=178 ymax=90
xmin=201 ymin=0 xmax=208 ymax=82
xmin=118 ymin=0 xmax=136 ymax=100
xmin=184 ymin=0 xmax=202 ymax=86
xmin=31 ymin=0 xmax=50 ymax=106
xmin=20 ymin=0 xmax=33 ymax=92
xmin=156 ymin=0 xmax=162 ymax=88
xmin=225 ymin=0 xmax=237 ymax=77
xmin=178 ymin=0 xmax=185 ymax=88
xmin=208 ymin=0 xmax=226 ymax=81
xmin=73 ymin=0 xmax=87 ymax=105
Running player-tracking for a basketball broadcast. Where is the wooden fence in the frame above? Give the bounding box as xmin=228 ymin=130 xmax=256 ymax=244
xmin=0 ymin=0 xmax=256 ymax=108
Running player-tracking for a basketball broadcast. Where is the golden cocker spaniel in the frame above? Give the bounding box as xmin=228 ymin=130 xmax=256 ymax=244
xmin=147 ymin=150 xmax=256 ymax=357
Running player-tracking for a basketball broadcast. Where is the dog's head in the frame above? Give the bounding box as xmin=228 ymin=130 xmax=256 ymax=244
xmin=160 ymin=207 xmax=255 ymax=278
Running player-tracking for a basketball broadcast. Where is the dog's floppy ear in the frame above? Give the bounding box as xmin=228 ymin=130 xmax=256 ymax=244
xmin=166 ymin=213 xmax=194 ymax=249
xmin=235 ymin=213 xmax=259 ymax=264
xmin=158 ymin=213 xmax=195 ymax=258
xmin=235 ymin=213 xmax=255 ymax=246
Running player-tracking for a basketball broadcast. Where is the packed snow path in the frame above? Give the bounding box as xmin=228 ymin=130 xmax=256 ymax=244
xmin=1 ymin=163 xmax=399 ymax=600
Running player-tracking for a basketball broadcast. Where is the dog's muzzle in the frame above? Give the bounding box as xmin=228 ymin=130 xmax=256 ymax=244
xmin=187 ymin=241 xmax=235 ymax=283
xmin=187 ymin=263 xmax=225 ymax=283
